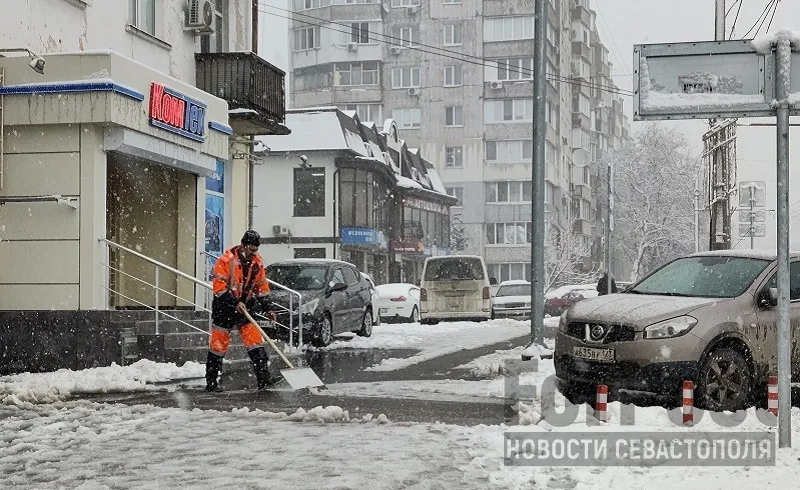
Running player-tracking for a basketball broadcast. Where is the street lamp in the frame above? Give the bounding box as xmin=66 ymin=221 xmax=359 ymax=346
xmin=0 ymin=47 xmax=46 ymax=74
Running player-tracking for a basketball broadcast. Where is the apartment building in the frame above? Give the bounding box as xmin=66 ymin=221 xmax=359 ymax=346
xmin=288 ymin=0 xmax=630 ymax=284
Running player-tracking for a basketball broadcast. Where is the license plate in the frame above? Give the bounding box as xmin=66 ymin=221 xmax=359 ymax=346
xmin=379 ymin=308 xmax=389 ymax=314
xmin=572 ymin=346 xmax=615 ymax=363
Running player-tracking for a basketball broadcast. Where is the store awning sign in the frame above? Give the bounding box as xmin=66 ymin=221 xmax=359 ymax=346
xmin=149 ymin=82 xmax=207 ymax=142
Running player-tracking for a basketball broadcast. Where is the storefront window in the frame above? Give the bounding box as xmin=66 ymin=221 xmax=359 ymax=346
xmin=339 ymin=167 xmax=392 ymax=233
xmin=294 ymin=167 xmax=326 ymax=217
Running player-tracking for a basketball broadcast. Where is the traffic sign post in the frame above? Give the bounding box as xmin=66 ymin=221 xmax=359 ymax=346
xmin=633 ymin=33 xmax=793 ymax=447
xmin=739 ymin=181 xmax=767 ymax=247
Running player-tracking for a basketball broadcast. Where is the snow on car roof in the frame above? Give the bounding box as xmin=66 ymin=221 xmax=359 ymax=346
xmin=498 ymin=280 xmax=530 ymax=286
xmin=692 ymin=249 xmax=800 ymax=260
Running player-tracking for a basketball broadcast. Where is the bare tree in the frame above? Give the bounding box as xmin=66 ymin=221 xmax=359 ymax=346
xmin=605 ymin=123 xmax=699 ymax=281
xmin=545 ymin=220 xmax=601 ymax=290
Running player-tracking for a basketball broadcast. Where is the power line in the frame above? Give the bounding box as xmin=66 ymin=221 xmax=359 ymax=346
xmin=591 ymin=1 xmax=632 ymax=78
xmin=741 ymin=0 xmax=776 ymax=39
xmin=259 ymin=4 xmax=634 ymax=97
xmin=754 ymin=0 xmax=776 ymax=36
xmin=726 ymin=0 xmax=742 ymax=16
xmin=765 ymin=0 xmax=779 ymax=34
xmin=729 ymin=0 xmax=744 ymax=39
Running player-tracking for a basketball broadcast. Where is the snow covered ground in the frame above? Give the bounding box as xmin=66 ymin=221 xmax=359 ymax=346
xmin=324 ymin=318 xmax=538 ymax=371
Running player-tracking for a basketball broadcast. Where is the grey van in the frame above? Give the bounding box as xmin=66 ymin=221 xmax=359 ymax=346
xmin=555 ymin=249 xmax=797 ymax=412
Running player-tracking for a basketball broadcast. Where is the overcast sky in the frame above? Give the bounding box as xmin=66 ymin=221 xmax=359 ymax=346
xmin=258 ymin=0 xmax=800 ymax=152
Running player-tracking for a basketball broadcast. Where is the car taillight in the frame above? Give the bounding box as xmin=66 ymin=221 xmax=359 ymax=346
xmin=390 ymin=296 xmax=407 ymax=302
xmin=483 ymin=286 xmax=490 ymax=300
xmin=420 ymin=288 xmax=427 ymax=301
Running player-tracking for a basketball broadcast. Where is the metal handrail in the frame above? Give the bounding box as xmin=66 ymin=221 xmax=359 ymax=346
xmin=102 ymin=237 xmax=212 ymax=290
xmin=201 ymin=250 xmax=306 ymax=345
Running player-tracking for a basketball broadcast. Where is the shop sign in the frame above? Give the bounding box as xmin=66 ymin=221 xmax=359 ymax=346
xmin=341 ymin=227 xmax=387 ymax=249
xmin=404 ymin=196 xmax=447 ymax=214
xmin=392 ymin=240 xmax=425 ymax=253
xmin=149 ymin=82 xmax=207 ymax=142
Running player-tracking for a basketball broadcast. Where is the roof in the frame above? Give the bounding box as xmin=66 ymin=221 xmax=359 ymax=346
xmin=258 ymin=110 xmax=349 ymax=152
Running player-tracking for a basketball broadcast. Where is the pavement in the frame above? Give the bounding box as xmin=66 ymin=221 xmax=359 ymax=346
xmin=79 ymin=334 xmax=532 ymax=426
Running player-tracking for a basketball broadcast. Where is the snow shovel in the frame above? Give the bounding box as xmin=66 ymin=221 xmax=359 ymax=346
xmin=241 ymin=309 xmax=326 ymax=390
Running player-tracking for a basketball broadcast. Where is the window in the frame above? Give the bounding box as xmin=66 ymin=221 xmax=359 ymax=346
xmin=484 ymin=16 xmax=534 ymax=42
xmin=294 ymin=26 xmax=320 ymax=50
xmin=392 ymin=108 xmax=422 ymax=129
xmin=294 ymin=248 xmax=326 ymax=259
xmin=443 ymin=0 xmax=461 ymax=4
xmin=444 ymin=25 xmax=462 ymax=45
xmin=391 ymin=0 xmax=419 ymax=6
xmin=484 ymin=99 xmax=533 ymax=123
xmin=445 ymin=186 xmax=463 ymax=206
xmin=485 ymin=181 xmax=532 ymax=203
xmin=444 ymin=65 xmax=463 ymax=86
xmin=129 ymin=0 xmax=156 ymax=35
xmin=294 ymin=168 xmax=326 ymax=217
xmin=392 ymin=67 xmax=421 ymax=88
xmin=445 ymin=106 xmax=463 ymax=126
xmin=445 ymin=146 xmax=463 ymax=168
xmin=485 ymin=222 xmax=532 ymax=245
xmin=351 ymin=22 xmax=370 ymax=43
xmin=331 ymin=268 xmax=345 ymax=284
xmin=488 ymin=263 xmax=531 ymax=282
xmin=485 ymin=140 xmax=532 ymax=163
xmin=342 ymin=267 xmax=359 ymax=285
xmin=493 ymin=57 xmax=533 ymax=81
xmin=335 ymin=62 xmax=379 ymax=86
xmin=294 ymin=0 xmax=328 ymax=9
xmin=397 ymin=27 xmax=417 ymax=47
xmin=342 ymin=103 xmax=383 ymax=123
xmin=201 ymin=0 xmax=228 ymax=53
xmin=294 ymin=70 xmax=331 ymax=91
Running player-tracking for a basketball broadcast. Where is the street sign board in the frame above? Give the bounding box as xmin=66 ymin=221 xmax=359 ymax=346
xmin=633 ymin=40 xmax=774 ymax=121
xmin=738 ymin=222 xmax=766 ymax=237
xmin=738 ymin=209 xmax=766 ymax=223
xmin=739 ymin=181 xmax=767 ymax=207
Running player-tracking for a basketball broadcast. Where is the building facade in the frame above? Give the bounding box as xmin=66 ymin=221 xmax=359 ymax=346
xmin=256 ymin=107 xmax=456 ymax=285
xmin=286 ymin=0 xmax=630 ymax=285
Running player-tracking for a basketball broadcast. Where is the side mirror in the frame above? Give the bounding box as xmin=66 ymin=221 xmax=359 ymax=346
xmin=758 ymin=287 xmax=779 ymax=308
xmin=489 ymin=277 xmax=498 ymax=285
xmin=328 ymin=282 xmax=348 ymax=294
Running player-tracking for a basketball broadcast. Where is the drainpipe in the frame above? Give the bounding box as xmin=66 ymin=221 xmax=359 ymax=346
xmin=248 ymin=136 xmax=254 ymax=229
xmin=333 ymin=165 xmax=340 ymax=260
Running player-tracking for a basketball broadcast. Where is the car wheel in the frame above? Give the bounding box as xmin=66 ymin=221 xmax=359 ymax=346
xmin=696 ymin=347 xmax=753 ymax=412
xmin=313 ymin=314 xmax=333 ymax=347
xmin=357 ymin=308 xmax=373 ymax=337
xmin=408 ymin=306 xmax=420 ymax=323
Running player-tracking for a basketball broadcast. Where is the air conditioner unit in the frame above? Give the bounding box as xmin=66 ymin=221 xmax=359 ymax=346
xmin=407 ymin=87 xmax=420 ymax=96
xmin=406 ymin=5 xmax=419 ymax=14
xmin=390 ymin=46 xmax=402 ymax=55
xmin=272 ymin=225 xmax=291 ymax=237
xmin=186 ymin=0 xmax=215 ymax=34
xmin=347 ymin=42 xmax=358 ymax=51
xmin=489 ymin=81 xmax=503 ymax=89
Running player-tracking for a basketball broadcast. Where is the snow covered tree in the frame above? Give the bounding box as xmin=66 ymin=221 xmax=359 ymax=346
xmin=449 ymin=212 xmax=468 ymax=253
xmin=603 ymin=123 xmax=700 ymax=281
xmin=545 ymin=220 xmax=601 ymax=290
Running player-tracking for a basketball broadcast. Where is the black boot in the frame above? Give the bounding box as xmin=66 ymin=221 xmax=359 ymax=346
xmin=248 ymin=347 xmax=273 ymax=390
xmin=205 ymin=351 xmax=224 ymax=392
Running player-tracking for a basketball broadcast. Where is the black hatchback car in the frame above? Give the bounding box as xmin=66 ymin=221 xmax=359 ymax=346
xmin=265 ymin=259 xmax=374 ymax=347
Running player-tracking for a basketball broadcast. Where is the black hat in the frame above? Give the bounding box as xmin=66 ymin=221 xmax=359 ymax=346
xmin=241 ymin=230 xmax=261 ymax=247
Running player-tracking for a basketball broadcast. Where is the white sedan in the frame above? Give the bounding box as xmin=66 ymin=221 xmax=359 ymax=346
xmin=373 ymin=283 xmax=421 ymax=323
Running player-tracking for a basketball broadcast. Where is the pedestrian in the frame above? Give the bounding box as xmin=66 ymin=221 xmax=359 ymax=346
xmin=206 ymin=230 xmax=277 ymax=392
xmin=597 ymin=271 xmax=618 ymax=296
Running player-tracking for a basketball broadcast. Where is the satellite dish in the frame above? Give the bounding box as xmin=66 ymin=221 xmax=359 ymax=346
xmin=572 ymin=148 xmax=591 ymax=167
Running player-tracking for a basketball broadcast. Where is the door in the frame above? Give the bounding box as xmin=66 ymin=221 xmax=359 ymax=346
xmin=754 ymin=260 xmax=800 ymax=380
xmin=341 ymin=266 xmax=366 ymax=328
xmin=328 ymin=267 xmax=349 ymax=329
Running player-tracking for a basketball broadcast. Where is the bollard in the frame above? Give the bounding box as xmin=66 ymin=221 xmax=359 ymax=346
xmin=596 ymin=384 xmax=608 ymax=423
xmin=682 ymin=380 xmax=694 ymax=426
xmin=768 ymin=376 xmax=778 ymax=417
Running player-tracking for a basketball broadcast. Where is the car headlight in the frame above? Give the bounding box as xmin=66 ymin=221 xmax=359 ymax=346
xmin=644 ymin=316 xmax=697 ymax=339
xmin=525 ymin=302 xmax=531 ymax=308
xmin=298 ymin=298 xmax=320 ymax=315
xmin=558 ymin=311 xmax=568 ymax=332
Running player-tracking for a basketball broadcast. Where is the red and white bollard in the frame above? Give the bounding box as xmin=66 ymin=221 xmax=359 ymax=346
xmin=682 ymin=380 xmax=694 ymax=426
xmin=768 ymin=376 xmax=778 ymax=417
xmin=596 ymin=384 xmax=608 ymax=423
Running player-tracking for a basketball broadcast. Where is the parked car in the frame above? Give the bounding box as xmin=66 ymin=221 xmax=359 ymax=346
xmin=374 ymin=283 xmax=421 ymax=323
xmin=544 ymin=285 xmax=598 ymax=316
xmin=420 ymin=255 xmax=493 ymax=324
xmin=555 ymin=249 xmax=798 ymax=412
xmin=491 ymin=280 xmax=531 ymax=319
xmin=360 ymin=272 xmax=382 ymax=326
xmin=265 ymin=259 xmax=374 ymax=347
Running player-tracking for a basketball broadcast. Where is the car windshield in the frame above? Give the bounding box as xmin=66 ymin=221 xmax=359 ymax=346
xmin=496 ymin=284 xmax=530 ymax=297
xmin=424 ymin=258 xmax=485 ymax=281
xmin=267 ymin=265 xmax=328 ymax=291
xmin=629 ymin=256 xmax=771 ymax=298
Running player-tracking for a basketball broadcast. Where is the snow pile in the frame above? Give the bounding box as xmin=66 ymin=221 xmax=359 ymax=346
xmin=751 ymin=28 xmax=800 ymax=54
xmin=231 ymin=404 xmax=390 ymax=424
xmin=0 ymin=360 xmax=204 ymax=405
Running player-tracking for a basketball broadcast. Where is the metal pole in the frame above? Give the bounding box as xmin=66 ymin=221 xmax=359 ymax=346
xmin=605 ymin=163 xmax=612 ymax=294
xmin=154 ymin=266 xmax=160 ymax=335
xmin=715 ymin=0 xmax=726 ymax=42
xmin=749 ymin=186 xmax=755 ymax=249
xmin=289 ymin=294 xmax=293 ymax=347
xmin=775 ymin=35 xmax=791 ymax=448
xmin=694 ymin=178 xmax=700 ymax=253
xmin=529 ymin=0 xmax=546 ymax=346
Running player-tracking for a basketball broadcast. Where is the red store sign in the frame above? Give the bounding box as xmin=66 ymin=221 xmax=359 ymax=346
xmin=149 ymin=82 xmax=207 ymax=142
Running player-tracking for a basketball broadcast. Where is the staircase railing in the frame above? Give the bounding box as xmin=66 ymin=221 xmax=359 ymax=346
xmin=202 ymin=251 xmax=307 ymax=346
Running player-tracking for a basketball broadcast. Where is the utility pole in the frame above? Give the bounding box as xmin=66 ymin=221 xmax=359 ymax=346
xmin=694 ymin=178 xmax=701 ymax=253
xmin=604 ymin=163 xmax=612 ymax=294
xmin=528 ymin=0 xmax=547 ymax=349
xmin=749 ymin=186 xmax=755 ymax=249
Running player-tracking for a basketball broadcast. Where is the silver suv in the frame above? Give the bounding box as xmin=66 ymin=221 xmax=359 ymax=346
xmin=555 ymin=250 xmax=796 ymax=412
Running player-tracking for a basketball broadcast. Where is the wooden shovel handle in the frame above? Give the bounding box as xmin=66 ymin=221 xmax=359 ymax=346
xmin=241 ymin=309 xmax=295 ymax=369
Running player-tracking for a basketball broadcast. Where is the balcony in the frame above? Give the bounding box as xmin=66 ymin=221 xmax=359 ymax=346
xmin=195 ymin=51 xmax=289 ymax=136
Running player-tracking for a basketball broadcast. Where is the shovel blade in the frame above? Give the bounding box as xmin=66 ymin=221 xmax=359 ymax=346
xmin=280 ymin=367 xmax=325 ymax=389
